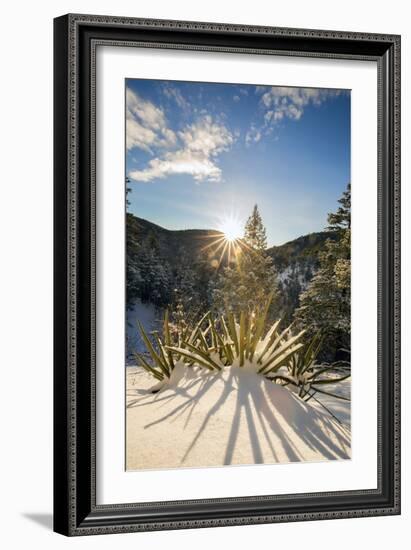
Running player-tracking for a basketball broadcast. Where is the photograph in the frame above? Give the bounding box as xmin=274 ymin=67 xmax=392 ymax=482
xmin=125 ymin=78 xmax=352 ymax=471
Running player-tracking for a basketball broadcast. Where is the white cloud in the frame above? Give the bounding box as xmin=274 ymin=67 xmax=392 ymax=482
xmin=163 ymin=84 xmax=190 ymax=112
xmin=126 ymin=88 xmax=176 ymax=152
xmin=129 ymin=150 xmax=223 ymax=183
xmin=255 ymin=85 xmax=268 ymax=95
xmin=261 ymin=87 xmax=343 ymax=123
xmin=129 ymin=115 xmax=234 ymax=183
xmin=244 ymin=86 xmax=345 ymax=147
xmin=245 ymin=125 xmax=262 ymax=146
xmin=233 ymin=95 xmax=240 ymax=102
xmin=179 ymin=116 xmax=233 ymax=157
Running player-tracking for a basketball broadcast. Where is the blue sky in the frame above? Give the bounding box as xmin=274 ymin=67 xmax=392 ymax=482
xmin=126 ymin=79 xmax=350 ymax=247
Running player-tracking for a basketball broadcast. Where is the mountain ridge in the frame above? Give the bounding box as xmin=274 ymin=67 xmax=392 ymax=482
xmin=127 ymin=213 xmax=336 ymax=265
xmin=126 ymin=212 xmax=338 ymax=323
xmin=129 ymin=214 xmax=331 ymax=249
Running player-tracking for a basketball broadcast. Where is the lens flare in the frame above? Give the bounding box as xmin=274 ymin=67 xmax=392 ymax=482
xmin=198 ymin=212 xmax=248 ymax=268
xmin=218 ymin=215 xmax=243 ymax=243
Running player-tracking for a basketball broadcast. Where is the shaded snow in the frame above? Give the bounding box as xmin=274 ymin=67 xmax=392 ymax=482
xmin=126 ymin=300 xmax=162 ymax=361
xmin=277 ymin=262 xmax=313 ymax=288
xmin=311 ymin=376 xmax=351 ymax=427
xmin=126 ymin=366 xmax=351 ymax=471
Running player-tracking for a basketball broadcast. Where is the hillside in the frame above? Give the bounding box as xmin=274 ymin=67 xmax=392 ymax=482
xmin=127 ymin=214 xmax=221 ymax=260
xmin=127 ymin=213 xmax=222 ymax=264
xmin=268 ymin=231 xmax=337 ymax=269
xmin=126 ymin=213 xmax=337 ymax=326
xmin=128 ymin=213 xmax=334 ymax=270
xmin=267 ymin=231 xmax=338 ymax=323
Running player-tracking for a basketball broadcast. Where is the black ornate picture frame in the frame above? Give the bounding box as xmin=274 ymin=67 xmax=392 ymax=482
xmin=53 ymin=14 xmax=401 ymax=536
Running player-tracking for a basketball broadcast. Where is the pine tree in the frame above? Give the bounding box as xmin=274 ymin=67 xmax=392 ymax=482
xmin=169 ymin=247 xmax=200 ymax=334
xmin=244 ymin=204 xmax=267 ymax=250
xmin=326 ymin=183 xmax=351 ymax=231
xmin=126 ymin=176 xmax=132 ymax=208
xmin=131 ymin=232 xmax=171 ymax=309
xmin=148 ymin=249 xmax=171 ymax=308
xmin=295 ymin=184 xmax=351 ymax=360
xmin=212 ymin=205 xmax=278 ymax=317
xmin=277 ymin=264 xmax=303 ymax=325
xmin=126 ymin=213 xmax=142 ymax=307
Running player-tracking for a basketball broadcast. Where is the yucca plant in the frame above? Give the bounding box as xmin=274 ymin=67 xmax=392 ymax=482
xmin=165 ymin=292 xmax=306 ymax=378
xmin=267 ymin=332 xmax=351 ymax=401
xmin=133 ymin=312 xmax=173 ymax=382
xmin=133 ymin=297 xmax=350 ymax=404
xmin=134 ymin=309 xmax=224 ymax=383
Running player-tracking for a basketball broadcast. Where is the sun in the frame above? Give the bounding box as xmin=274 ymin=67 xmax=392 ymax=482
xmin=219 ymin=215 xmax=243 ymax=243
xmin=198 ymin=212 xmax=246 ymax=268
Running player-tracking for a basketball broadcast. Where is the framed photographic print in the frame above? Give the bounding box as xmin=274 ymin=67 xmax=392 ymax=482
xmin=53 ymin=14 xmax=401 ymax=536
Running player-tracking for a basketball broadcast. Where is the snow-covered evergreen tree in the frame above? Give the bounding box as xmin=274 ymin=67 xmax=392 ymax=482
xmin=244 ymin=204 xmax=267 ymax=251
xmin=277 ymin=265 xmax=303 ymax=325
xmin=131 ymin=231 xmax=171 ymax=309
xmin=212 ymin=205 xmax=278 ymax=317
xmin=126 ymin=212 xmax=143 ymax=307
xmin=169 ymin=247 xmax=200 ymax=336
xmin=147 ymin=249 xmax=171 ymax=307
xmin=295 ymin=184 xmax=351 ymax=360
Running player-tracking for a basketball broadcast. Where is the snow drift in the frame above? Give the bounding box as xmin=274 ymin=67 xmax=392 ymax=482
xmin=126 ymin=366 xmax=351 ymax=471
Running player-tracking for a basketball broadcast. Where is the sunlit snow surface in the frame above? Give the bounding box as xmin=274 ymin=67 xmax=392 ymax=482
xmin=126 ymin=365 xmax=351 ymax=471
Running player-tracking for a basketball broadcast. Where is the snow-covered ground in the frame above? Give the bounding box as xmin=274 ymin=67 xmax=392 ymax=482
xmin=126 ymin=300 xmax=162 ymax=360
xmin=310 ymin=374 xmax=351 ymax=426
xmin=126 ymin=366 xmax=351 ymax=471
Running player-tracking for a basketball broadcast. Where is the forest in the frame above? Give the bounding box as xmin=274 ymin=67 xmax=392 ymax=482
xmin=126 ymin=184 xmax=351 ymax=365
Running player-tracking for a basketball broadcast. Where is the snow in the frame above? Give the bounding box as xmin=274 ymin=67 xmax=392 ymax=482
xmin=126 ymin=365 xmax=351 ymax=471
xmin=311 ymin=375 xmax=351 ymax=426
xmin=126 ymin=300 xmax=161 ymax=361
xmin=277 ymin=262 xmax=312 ymax=287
